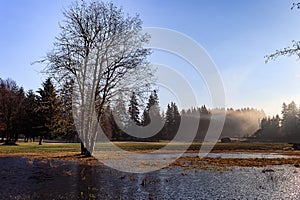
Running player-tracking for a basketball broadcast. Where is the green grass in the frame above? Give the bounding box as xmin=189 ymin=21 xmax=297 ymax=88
xmin=208 ymin=142 xmax=292 ymax=151
xmin=0 ymin=141 xmax=292 ymax=155
xmin=98 ymin=142 xmax=169 ymax=151
xmin=95 ymin=141 xmax=203 ymax=152
xmin=95 ymin=141 xmax=292 ymax=152
xmin=0 ymin=142 xmax=80 ymax=154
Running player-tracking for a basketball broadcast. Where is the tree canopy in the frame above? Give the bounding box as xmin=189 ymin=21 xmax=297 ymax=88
xmin=43 ymin=1 xmax=154 ymax=155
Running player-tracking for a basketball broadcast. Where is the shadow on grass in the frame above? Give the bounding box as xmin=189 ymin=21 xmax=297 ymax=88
xmin=50 ymin=153 xmax=98 ymax=163
xmin=1 ymin=142 xmax=19 ymax=146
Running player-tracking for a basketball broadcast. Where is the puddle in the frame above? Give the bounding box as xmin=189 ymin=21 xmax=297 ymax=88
xmin=1 ymin=157 xmax=300 ymax=199
xmin=198 ymin=152 xmax=299 ymax=159
xmin=131 ymin=152 xmax=299 ymax=159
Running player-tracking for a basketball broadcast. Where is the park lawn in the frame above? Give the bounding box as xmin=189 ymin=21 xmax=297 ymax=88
xmin=108 ymin=141 xmax=293 ymax=152
xmin=0 ymin=141 xmax=299 ymax=168
xmin=196 ymin=142 xmax=293 ymax=151
xmin=0 ymin=142 xmax=81 ymax=155
xmin=0 ymin=141 xmax=294 ymax=155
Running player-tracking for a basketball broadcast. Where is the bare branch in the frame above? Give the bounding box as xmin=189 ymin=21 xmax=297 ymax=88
xmin=265 ymin=40 xmax=300 ymax=63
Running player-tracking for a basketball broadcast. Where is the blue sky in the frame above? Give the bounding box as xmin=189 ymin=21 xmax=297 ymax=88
xmin=1 ymin=0 xmax=300 ymax=116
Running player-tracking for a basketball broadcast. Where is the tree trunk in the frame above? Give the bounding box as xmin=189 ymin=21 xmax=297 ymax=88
xmin=81 ymin=142 xmax=91 ymax=157
xmin=1 ymin=131 xmax=4 ymax=142
xmin=38 ymin=135 xmax=43 ymax=145
xmin=80 ymin=142 xmax=85 ymax=154
xmin=4 ymin=130 xmax=16 ymax=145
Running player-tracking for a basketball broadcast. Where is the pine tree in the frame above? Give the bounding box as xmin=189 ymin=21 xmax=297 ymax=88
xmin=100 ymin=105 xmax=114 ymax=140
xmin=281 ymin=102 xmax=288 ymax=134
xmin=165 ymin=102 xmax=181 ymax=140
xmin=112 ymin=97 xmax=128 ymax=140
xmin=128 ymin=92 xmax=140 ymax=125
xmin=36 ymin=78 xmax=61 ymax=144
xmin=59 ymin=80 xmax=77 ymax=142
xmin=286 ymin=101 xmax=299 ymax=138
xmin=259 ymin=115 xmax=281 ymax=140
xmin=164 ymin=104 xmax=172 ymax=140
xmin=141 ymin=90 xmax=163 ymax=141
xmin=200 ymin=105 xmax=209 ymax=115
xmin=279 ymin=101 xmax=299 ymax=140
xmin=142 ymin=90 xmax=162 ymax=126
xmin=23 ymin=90 xmax=40 ymax=142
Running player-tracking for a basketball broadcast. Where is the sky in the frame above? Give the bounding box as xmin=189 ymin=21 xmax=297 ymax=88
xmin=1 ymin=0 xmax=300 ymax=116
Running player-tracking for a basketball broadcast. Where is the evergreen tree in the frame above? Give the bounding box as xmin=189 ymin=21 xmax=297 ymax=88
xmin=59 ymin=80 xmax=77 ymax=142
xmin=100 ymin=105 xmax=114 ymax=140
xmin=281 ymin=102 xmax=288 ymax=134
xmin=285 ymin=101 xmax=299 ymax=138
xmin=36 ymin=78 xmax=61 ymax=144
xmin=258 ymin=115 xmax=281 ymax=140
xmin=279 ymin=101 xmax=298 ymax=138
xmin=141 ymin=90 xmax=163 ymax=141
xmin=164 ymin=104 xmax=172 ymax=140
xmin=200 ymin=105 xmax=209 ymax=115
xmin=23 ymin=90 xmax=40 ymax=142
xmin=260 ymin=118 xmax=269 ymax=130
xmin=141 ymin=110 xmax=150 ymax=127
xmin=272 ymin=115 xmax=281 ymax=131
xmin=196 ymin=105 xmax=211 ymax=141
xmin=112 ymin=97 xmax=128 ymax=140
xmin=142 ymin=90 xmax=162 ymax=126
xmin=165 ymin=102 xmax=181 ymax=140
xmin=128 ymin=92 xmax=140 ymax=125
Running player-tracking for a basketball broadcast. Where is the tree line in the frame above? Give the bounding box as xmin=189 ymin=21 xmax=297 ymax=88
xmin=256 ymin=101 xmax=300 ymax=142
xmin=0 ymin=78 xmax=77 ymax=145
xmin=97 ymin=104 xmax=266 ymax=142
xmin=0 ymin=77 xmax=267 ymax=145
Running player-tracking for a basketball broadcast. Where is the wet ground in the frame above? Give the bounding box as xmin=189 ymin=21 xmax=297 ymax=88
xmin=1 ymin=156 xmax=300 ymax=199
xmin=198 ymin=152 xmax=299 ymax=159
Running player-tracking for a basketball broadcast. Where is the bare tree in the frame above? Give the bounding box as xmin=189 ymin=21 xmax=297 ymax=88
xmin=0 ymin=79 xmax=25 ymax=144
xmin=42 ymin=1 xmax=153 ymax=156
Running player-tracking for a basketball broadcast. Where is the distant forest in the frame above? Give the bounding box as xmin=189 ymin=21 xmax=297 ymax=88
xmin=0 ymin=77 xmax=269 ymax=144
xmin=255 ymin=101 xmax=300 ymax=142
xmin=0 ymin=78 xmax=282 ymax=143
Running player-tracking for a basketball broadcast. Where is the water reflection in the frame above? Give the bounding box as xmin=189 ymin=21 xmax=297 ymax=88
xmin=198 ymin=152 xmax=298 ymax=159
xmin=1 ymin=157 xmax=300 ymax=199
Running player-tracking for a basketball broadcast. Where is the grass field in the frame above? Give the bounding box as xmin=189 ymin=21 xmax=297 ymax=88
xmin=98 ymin=141 xmax=293 ymax=152
xmin=0 ymin=142 xmax=80 ymax=154
xmin=0 ymin=141 xmax=299 ymax=168
xmin=0 ymin=141 xmax=293 ymax=155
